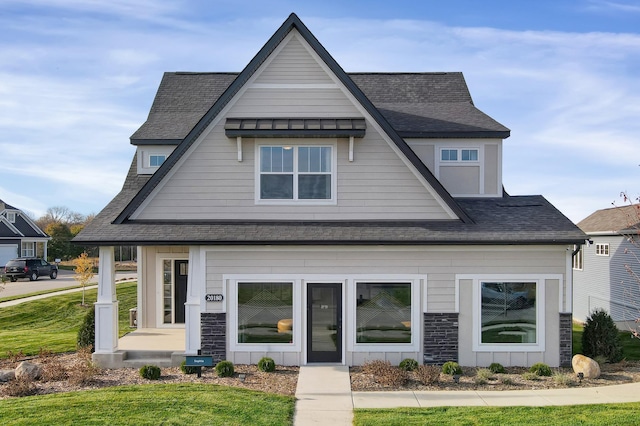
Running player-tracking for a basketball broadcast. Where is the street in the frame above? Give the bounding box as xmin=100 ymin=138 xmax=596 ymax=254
xmin=1 ymin=269 xmax=137 ymax=299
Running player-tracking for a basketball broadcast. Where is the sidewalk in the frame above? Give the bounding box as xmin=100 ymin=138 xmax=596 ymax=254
xmin=293 ymin=365 xmax=640 ymax=426
xmin=0 ymin=285 xmax=98 ymax=308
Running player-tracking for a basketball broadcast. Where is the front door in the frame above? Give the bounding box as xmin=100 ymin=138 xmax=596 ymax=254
xmin=174 ymin=260 xmax=188 ymax=323
xmin=307 ymin=283 xmax=342 ymax=363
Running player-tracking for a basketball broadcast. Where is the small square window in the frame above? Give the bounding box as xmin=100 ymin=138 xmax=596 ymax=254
xmin=149 ymin=155 xmax=166 ymax=167
xmin=462 ymin=149 xmax=478 ymax=161
xmin=441 ymin=149 xmax=458 ymax=161
xmin=596 ymin=243 xmax=609 ymax=256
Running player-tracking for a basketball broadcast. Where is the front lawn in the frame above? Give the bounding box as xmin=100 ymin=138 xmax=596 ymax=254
xmin=0 ymin=282 xmax=137 ymax=357
xmin=354 ymin=403 xmax=640 ymax=426
xmin=0 ymin=384 xmax=295 ymax=426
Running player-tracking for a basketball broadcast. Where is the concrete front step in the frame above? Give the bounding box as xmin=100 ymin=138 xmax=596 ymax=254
xmin=123 ymin=358 xmax=175 ymax=368
xmin=123 ymin=350 xmax=185 ymax=368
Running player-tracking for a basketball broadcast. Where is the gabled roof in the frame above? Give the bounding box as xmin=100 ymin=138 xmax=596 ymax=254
xmin=0 ymin=199 xmax=49 ymax=239
xmin=131 ymin=72 xmax=509 ymax=143
xmin=578 ymin=204 xmax=640 ymax=235
xmin=0 ymin=199 xmax=18 ymax=211
xmin=115 ymin=13 xmax=472 ymax=224
xmin=73 ymin=155 xmax=586 ymax=245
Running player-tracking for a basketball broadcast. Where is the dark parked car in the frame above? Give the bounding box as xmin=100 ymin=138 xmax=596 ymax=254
xmin=4 ymin=258 xmax=58 ymax=282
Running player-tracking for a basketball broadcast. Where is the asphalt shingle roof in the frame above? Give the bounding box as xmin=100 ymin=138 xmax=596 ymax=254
xmin=577 ymin=204 xmax=640 ymax=234
xmin=130 ymin=72 xmax=509 ymax=143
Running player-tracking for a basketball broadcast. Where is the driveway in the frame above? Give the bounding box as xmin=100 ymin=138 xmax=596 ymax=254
xmin=1 ymin=269 xmax=137 ymax=299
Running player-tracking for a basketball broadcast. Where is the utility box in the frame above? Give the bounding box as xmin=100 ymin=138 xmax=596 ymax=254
xmin=129 ymin=307 xmax=137 ymax=328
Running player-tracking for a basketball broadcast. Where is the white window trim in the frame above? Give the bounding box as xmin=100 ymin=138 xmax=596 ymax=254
xmin=7 ymin=212 xmax=16 ymax=223
xmin=458 ymin=274 xmax=556 ymax=353
xmin=227 ymin=276 xmax=302 ymax=353
xmin=155 ymin=254 xmax=188 ymax=328
xmin=573 ymin=246 xmax=584 ymax=270
xmin=148 ymin=153 xmax=167 ymax=168
xmin=254 ymin=140 xmax=338 ymax=206
xmin=21 ymin=241 xmax=35 ymax=257
xmin=595 ymin=243 xmax=609 ymax=256
xmin=348 ymin=276 xmax=422 ymax=353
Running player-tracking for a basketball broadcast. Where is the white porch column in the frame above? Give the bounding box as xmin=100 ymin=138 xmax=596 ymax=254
xmin=185 ymin=246 xmax=205 ymax=354
xmin=94 ymin=246 xmax=119 ymax=353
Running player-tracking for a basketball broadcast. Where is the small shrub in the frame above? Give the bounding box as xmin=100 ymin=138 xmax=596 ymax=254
xmin=488 ymin=362 xmax=505 ymax=374
xmin=68 ymin=346 xmax=99 ymax=385
xmin=553 ymin=372 xmax=576 ymax=386
xmin=441 ymin=361 xmax=462 ymax=376
xmin=139 ymin=365 xmax=161 ymax=380
xmin=594 ymin=355 xmax=608 ymax=366
xmin=6 ymin=350 xmax=25 ymax=363
xmin=215 ymin=361 xmax=234 ymax=377
xmin=522 ymin=371 xmax=540 ymax=381
xmin=180 ymin=360 xmax=199 ymax=375
xmin=77 ymin=306 xmax=96 ymax=352
xmin=2 ymin=377 xmax=38 ymax=397
xmin=362 ymin=360 xmax=407 ymax=387
xmin=42 ymin=358 xmax=69 ymax=382
xmin=475 ymin=368 xmax=495 ymax=381
xmin=529 ymin=362 xmax=552 ymax=377
xmin=414 ymin=365 xmax=440 ymax=385
xmin=257 ymin=357 xmax=276 ymax=372
xmin=399 ymin=358 xmax=419 ymax=371
xmin=501 ymin=377 xmax=514 ymax=385
xmin=582 ymin=309 xmax=623 ymax=363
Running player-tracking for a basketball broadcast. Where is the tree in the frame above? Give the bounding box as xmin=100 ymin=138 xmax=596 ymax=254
xmin=74 ymin=252 xmax=95 ymax=306
xmin=46 ymin=222 xmax=74 ymax=261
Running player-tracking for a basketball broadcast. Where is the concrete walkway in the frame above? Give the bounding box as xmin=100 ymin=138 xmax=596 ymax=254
xmin=293 ymin=366 xmax=640 ymax=425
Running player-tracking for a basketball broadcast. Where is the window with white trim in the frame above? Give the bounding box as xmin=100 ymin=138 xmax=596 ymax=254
xmin=7 ymin=212 xmax=16 ymax=223
xmin=21 ymin=242 xmax=35 ymax=257
xmin=596 ymin=243 xmax=609 ymax=256
xmin=149 ymin=154 xmax=166 ymax=167
xmin=441 ymin=148 xmax=478 ymax=162
xmin=573 ymin=246 xmax=583 ymax=270
xmin=470 ymin=276 xmax=545 ymax=352
xmin=356 ymin=282 xmax=411 ymax=344
xmin=259 ymin=145 xmax=333 ymax=201
xmin=237 ymin=281 xmax=293 ymax=344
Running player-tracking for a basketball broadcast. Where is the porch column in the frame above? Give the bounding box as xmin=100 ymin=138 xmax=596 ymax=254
xmin=94 ymin=246 xmax=119 ymax=353
xmin=185 ymin=246 xmax=205 ymax=354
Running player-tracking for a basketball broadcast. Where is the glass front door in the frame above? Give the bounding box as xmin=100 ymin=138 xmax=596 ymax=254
xmin=307 ymin=283 xmax=342 ymax=363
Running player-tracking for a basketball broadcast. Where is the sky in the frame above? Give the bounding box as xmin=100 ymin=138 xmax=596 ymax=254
xmin=0 ymin=0 xmax=639 ymax=223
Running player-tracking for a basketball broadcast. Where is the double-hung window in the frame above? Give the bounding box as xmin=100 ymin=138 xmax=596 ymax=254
xmin=149 ymin=154 xmax=166 ymax=167
xmin=259 ymin=145 xmax=333 ymax=201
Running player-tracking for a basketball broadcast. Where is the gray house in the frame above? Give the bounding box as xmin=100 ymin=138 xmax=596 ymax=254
xmin=0 ymin=199 xmax=49 ymax=267
xmin=574 ymin=204 xmax=640 ymax=328
xmin=74 ymin=14 xmax=586 ymax=369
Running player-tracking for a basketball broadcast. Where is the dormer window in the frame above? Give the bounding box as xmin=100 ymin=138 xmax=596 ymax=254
xmin=149 ymin=155 xmax=166 ymax=167
xmin=7 ymin=212 xmax=16 ymax=223
xmin=258 ymin=144 xmax=334 ymax=202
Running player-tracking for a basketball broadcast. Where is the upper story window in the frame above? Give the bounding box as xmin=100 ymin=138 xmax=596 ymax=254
xmin=259 ymin=145 xmax=333 ymax=201
xmin=441 ymin=148 xmax=479 ymax=162
xmin=596 ymin=243 xmax=609 ymax=256
xmin=573 ymin=246 xmax=583 ymax=270
xmin=6 ymin=212 xmax=16 ymax=223
xmin=149 ymin=155 xmax=166 ymax=167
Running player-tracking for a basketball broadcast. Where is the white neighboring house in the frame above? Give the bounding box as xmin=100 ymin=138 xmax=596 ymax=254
xmin=74 ymin=14 xmax=587 ymax=369
xmin=574 ymin=204 xmax=640 ymax=329
xmin=0 ymin=199 xmax=49 ymax=267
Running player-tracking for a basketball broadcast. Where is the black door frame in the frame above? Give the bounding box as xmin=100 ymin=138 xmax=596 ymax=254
xmin=306 ymin=282 xmax=343 ymax=363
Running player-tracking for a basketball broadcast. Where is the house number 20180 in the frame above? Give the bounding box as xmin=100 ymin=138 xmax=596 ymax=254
xmin=205 ymin=294 xmax=223 ymax=302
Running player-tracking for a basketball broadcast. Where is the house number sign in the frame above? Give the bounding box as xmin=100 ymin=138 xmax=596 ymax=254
xmin=206 ymin=294 xmax=223 ymax=302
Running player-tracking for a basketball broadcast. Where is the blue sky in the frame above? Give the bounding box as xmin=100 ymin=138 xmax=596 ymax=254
xmin=1 ymin=0 xmax=639 ymax=223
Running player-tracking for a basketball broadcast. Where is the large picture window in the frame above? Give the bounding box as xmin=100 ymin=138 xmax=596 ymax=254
xmin=259 ymin=145 xmax=332 ymax=201
xmin=356 ymin=282 xmax=411 ymax=344
xmin=480 ymin=281 xmax=537 ymax=345
xmin=237 ymin=282 xmax=293 ymax=344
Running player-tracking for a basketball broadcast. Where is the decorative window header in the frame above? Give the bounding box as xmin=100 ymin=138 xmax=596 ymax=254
xmin=226 ymin=118 xmax=365 ymax=138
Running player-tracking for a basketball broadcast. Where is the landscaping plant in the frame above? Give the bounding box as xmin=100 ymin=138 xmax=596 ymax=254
xmin=582 ymin=308 xmax=624 ymax=363
xmin=215 ymin=360 xmax=234 ymax=377
xmin=180 ymin=360 xmax=199 ymax=375
xmin=77 ymin=305 xmax=96 ymax=352
xmin=398 ymin=358 xmax=419 ymax=371
xmin=441 ymin=361 xmax=462 ymax=376
xmin=488 ymin=362 xmax=505 ymax=374
xmin=257 ymin=357 xmax=276 ymax=372
xmin=528 ymin=362 xmax=552 ymax=376
xmin=139 ymin=365 xmax=161 ymax=380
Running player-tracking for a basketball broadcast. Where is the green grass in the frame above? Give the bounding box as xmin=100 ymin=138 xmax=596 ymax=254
xmin=0 ymin=384 xmax=295 ymax=426
xmin=0 ymin=282 xmax=137 ymax=357
xmin=573 ymin=321 xmax=640 ymax=360
xmin=0 ymin=284 xmax=89 ymax=303
xmin=354 ymin=403 xmax=640 ymax=425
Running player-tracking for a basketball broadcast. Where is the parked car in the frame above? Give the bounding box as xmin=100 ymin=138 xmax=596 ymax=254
xmin=4 ymin=257 xmax=58 ymax=282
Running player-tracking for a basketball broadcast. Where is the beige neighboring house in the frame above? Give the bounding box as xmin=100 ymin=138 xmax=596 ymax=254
xmin=574 ymin=204 xmax=640 ymax=329
xmin=0 ymin=199 xmax=49 ymax=267
xmin=74 ymin=14 xmax=587 ymax=369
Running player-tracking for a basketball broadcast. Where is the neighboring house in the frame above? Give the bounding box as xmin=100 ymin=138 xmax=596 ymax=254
xmin=74 ymin=14 xmax=586 ymax=368
xmin=0 ymin=199 xmax=49 ymax=267
xmin=574 ymin=204 xmax=640 ymax=328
